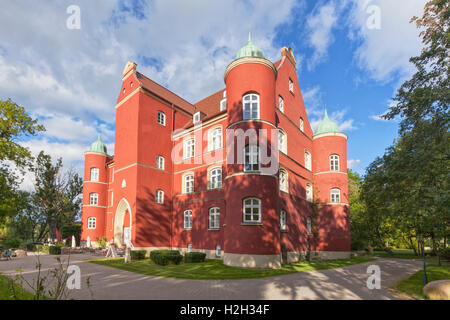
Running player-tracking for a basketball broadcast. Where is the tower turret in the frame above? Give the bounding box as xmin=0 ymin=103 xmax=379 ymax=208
xmin=81 ymin=135 xmax=108 ymax=246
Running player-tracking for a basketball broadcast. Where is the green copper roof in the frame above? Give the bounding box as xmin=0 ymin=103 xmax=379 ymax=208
xmin=89 ymin=134 xmax=107 ymax=154
xmin=314 ymin=110 xmax=340 ymax=136
xmin=235 ymin=32 xmax=265 ymax=60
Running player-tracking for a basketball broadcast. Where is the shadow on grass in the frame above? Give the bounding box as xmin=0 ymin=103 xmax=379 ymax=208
xmin=89 ymin=256 xmax=376 ymax=280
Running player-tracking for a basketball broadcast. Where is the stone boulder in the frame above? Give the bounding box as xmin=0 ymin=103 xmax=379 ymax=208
xmin=423 ymin=280 xmax=450 ymax=300
xmin=15 ymin=250 xmax=27 ymax=257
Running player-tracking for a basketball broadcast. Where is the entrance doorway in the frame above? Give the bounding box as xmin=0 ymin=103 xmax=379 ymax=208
xmin=114 ymin=198 xmax=132 ymax=247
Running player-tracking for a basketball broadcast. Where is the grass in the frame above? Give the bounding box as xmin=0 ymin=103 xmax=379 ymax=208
xmin=0 ymin=273 xmax=35 ymax=300
xmin=393 ymin=264 xmax=450 ymax=299
xmin=370 ymin=248 xmax=446 ymax=264
xmin=89 ymin=256 xmax=376 ymax=280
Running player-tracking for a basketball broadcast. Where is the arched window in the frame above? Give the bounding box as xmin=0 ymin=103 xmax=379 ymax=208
xmin=278 ymin=95 xmax=284 ymax=113
xmin=87 ymin=217 xmax=96 ymax=229
xmin=331 ymin=188 xmax=341 ymax=203
xmin=90 ymin=168 xmax=99 ymax=182
xmin=242 ymin=93 xmax=260 ymax=120
xmin=156 ymin=189 xmax=164 ymax=204
xmin=279 ymin=169 xmax=288 ymax=193
xmin=330 ymin=154 xmax=340 ymax=171
xmin=300 ymin=117 xmax=304 ymax=132
xmin=209 ymin=207 xmax=220 ymax=229
xmin=305 ymin=150 xmax=312 ymax=170
xmin=183 ymin=173 xmax=194 ymax=194
xmin=89 ymin=193 xmax=98 ymax=206
xmin=183 ymin=137 xmax=195 ymax=159
xmin=156 ymin=156 xmax=165 ymax=170
xmin=244 ymin=145 xmax=259 ymax=171
xmin=208 ymin=127 xmax=222 ymax=151
xmin=243 ymin=198 xmax=261 ymax=223
xmin=209 ymin=167 xmax=222 ymax=189
xmin=184 ymin=210 xmax=192 ymax=229
xmin=306 ymin=183 xmax=313 ymax=202
xmin=289 ymin=78 xmax=294 ymax=93
xmin=278 ymin=129 xmax=287 ymax=154
xmin=280 ymin=210 xmax=287 ymax=230
xmin=157 ymin=111 xmax=166 ymax=126
xmin=306 ymin=217 xmax=312 ymax=235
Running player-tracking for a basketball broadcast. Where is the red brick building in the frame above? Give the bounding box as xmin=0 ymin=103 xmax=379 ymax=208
xmin=81 ymin=36 xmax=350 ymax=268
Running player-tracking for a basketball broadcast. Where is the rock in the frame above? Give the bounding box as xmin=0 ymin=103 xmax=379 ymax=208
xmin=15 ymin=250 xmax=27 ymax=257
xmin=423 ymin=280 xmax=450 ymax=300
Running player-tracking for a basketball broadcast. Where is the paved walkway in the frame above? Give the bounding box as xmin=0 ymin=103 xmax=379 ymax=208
xmin=0 ymin=254 xmax=422 ymax=300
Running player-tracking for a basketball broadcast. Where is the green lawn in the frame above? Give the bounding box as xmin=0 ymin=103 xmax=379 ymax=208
xmin=89 ymin=256 xmax=376 ymax=280
xmin=370 ymin=249 xmax=442 ymax=263
xmin=393 ymin=264 xmax=450 ymax=299
xmin=0 ymin=273 xmax=35 ymax=300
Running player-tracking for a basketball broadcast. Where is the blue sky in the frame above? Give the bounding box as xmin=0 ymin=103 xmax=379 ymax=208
xmin=0 ymin=0 xmax=426 ymax=187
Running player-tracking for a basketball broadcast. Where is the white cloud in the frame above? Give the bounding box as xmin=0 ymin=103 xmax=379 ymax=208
xmin=305 ymin=1 xmax=339 ymax=69
xmin=347 ymin=0 xmax=426 ymax=82
xmin=348 ymin=159 xmax=361 ymax=170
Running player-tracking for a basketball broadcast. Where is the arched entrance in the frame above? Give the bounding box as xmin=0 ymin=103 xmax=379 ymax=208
xmin=114 ymin=198 xmax=132 ymax=247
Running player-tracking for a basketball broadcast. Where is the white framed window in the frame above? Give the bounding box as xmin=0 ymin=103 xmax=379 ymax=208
xmin=279 ymin=169 xmax=288 ymax=193
xmin=87 ymin=217 xmax=96 ymax=229
xmin=244 ymin=145 xmax=260 ymax=171
xmin=278 ymin=95 xmax=284 ymax=113
xmin=300 ymin=117 xmax=304 ymax=132
xmin=184 ymin=210 xmax=192 ymax=229
xmin=306 ymin=183 xmax=313 ymax=202
xmin=289 ymin=78 xmax=294 ymax=93
xmin=243 ymin=197 xmax=261 ymax=223
xmin=209 ymin=207 xmax=220 ymax=229
xmin=156 ymin=156 xmax=165 ymax=170
xmin=89 ymin=193 xmax=98 ymax=206
xmin=193 ymin=111 xmax=201 ymax=124
xmin=331 ymin=188 xmax=341 ymax=203
xmin=209 ymin=167 xmax=222 ymax=189
xmin=280 ymin=210 xmax=287 ymax=230
xmin=156 ymin=189 xmax=164 ymax=204
xmin=208 ymin=127 xmax=222 ymax=151
xmin=305 ymin=150 xmax=312 ymax=170
xmin=90 ymin=168 xmax=99 ymax=182
xmin=242 ymin=93 xmax=260 ymax=120
xmin=306 ymin=217 xmax=312 ymax=235
xmin=330 ymin=154 xmax=340 ymax=171
xmin=183 ymin=173 xmax=194 ymax=194
xmin=188 ymin=244 xmax=192 ymax=252
xmin=183 ymin=137 xmax=195 ymax=159
xmin=278 ymin=129 xmax=287 ymax=154
xmin=157 ymin=111 xmax=166 ymax=126
xmin=220 ymin=98 xmax=227 ymax=111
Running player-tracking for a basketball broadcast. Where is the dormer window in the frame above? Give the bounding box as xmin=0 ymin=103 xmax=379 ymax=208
xmin=289 ymin=78 xmax=294 ymax=93
xmin=193 ymin=112 xmax=201 ymax=124
xmin=220 ymin=98 xmax=227 ymax=111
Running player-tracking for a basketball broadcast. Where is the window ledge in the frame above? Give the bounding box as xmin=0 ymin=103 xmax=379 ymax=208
xmin=183 ymin=228 xmax=192 ymax=231
xmin=208 ymin=228 xmax=220 ymax=231
xmin=281 ymin=230 xmax=288 ymax=233
xmin=241 ymin=222 xmax=263 ymax=226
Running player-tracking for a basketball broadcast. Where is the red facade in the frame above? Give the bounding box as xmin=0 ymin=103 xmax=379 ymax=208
xmin=81 ymin=47 xmax=350 ymax=268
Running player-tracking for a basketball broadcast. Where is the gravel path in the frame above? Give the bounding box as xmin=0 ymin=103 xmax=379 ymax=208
xmin=0 ymin=254 xmax=422 ymax=300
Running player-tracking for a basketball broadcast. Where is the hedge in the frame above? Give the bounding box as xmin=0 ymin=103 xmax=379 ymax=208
xmin=184 ymin=252 xmax=206 ymax=263
xmin=150 ymin=250 xmax=182 ymax=266
xmin=131 ymin=250 xmax=146 ymax=260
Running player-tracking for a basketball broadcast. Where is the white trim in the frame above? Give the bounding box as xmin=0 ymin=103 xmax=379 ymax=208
xmin=243 ymin=197 xmax=261 ymax=223
xmin=313 ymin=132 xmax=348 ymax=140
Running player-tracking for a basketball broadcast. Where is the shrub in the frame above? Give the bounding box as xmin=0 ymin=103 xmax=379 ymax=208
xmin=35 ymin=245 xmax=61 ymax=255
xmin=96 ymin=236 xmax=107 ymax=248
xmin=441 ymin=247 xmax=450 ymax=261
xmin=60 ymin=224 xmax=81 ymax=246
xmin=150 ymin=250 xmax=182 ymax=266
xmin=3 ymin=237 xmax=22 ymax=249
xmin=185 ymin=252 xmax=206 ymax=263
xmin=131 ymin=250 xmax=146 ymax=260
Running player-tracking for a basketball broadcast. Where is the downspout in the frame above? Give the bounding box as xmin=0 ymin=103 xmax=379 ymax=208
xmin=170 ymin=104 xmax=175 ymax=250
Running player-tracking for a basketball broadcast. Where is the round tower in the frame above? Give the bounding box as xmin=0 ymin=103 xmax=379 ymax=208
xmin=81 ymin=135 xmax=108 ymax=246
xmin=312 ymin=111 xmax=350 ymax=258
xmin=223 ymin=34 xmax=281 ymax=268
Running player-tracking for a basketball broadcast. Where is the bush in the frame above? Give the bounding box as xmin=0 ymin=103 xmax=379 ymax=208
xmin=35 ymin=245 xmax=61 ymax=255
xmin=184 ymin=252 xmax=206 ymax=263
xmin=96 ymin=237 xmax=107 ymax=248
xmin=131 ymin=250 xmax=146 ymax=260
xmin=150 ymin=250 xmax=182 ymax=266
xmin=441 ymin=247 xmax=450 ymax=261
xmin=3 ymin=237 xmax=22 ymax=248
xmin=60 ymin=224 xmax=81 ymax=246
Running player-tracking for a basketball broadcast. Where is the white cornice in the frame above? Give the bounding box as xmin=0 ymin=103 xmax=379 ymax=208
xmin=224 ymin=57 xmax=277 ymax=82
xmin=313 ymin=132 xmax=348 ymax=140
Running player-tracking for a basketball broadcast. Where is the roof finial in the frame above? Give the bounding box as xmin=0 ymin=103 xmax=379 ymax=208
xmin=248 ymin=32 xmax=252 ymax=43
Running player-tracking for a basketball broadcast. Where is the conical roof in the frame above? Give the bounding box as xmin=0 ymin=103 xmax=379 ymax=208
xmin=89 ymin=134 xmax=107 ymax=154
xmin=235 ymin=32 xmax=265 ymax=59
xmin=314 ymin=110 xmax=340 ymax=136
